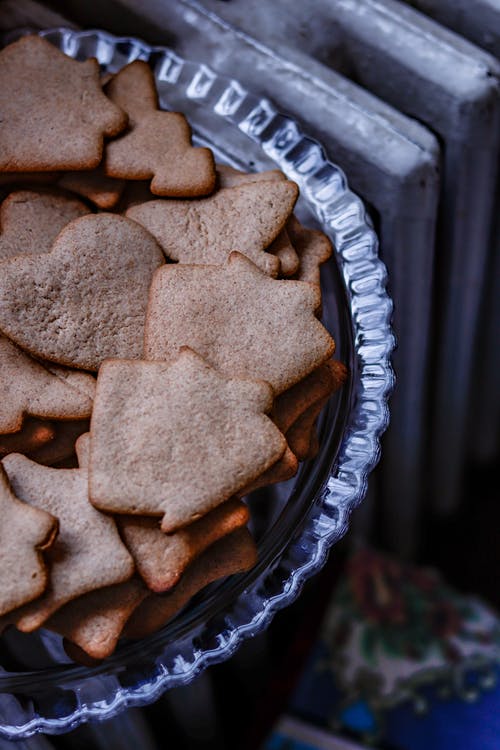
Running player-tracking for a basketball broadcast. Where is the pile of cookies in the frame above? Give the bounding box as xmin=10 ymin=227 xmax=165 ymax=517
xmin=0 ymin=35 xmax=347 ymax=661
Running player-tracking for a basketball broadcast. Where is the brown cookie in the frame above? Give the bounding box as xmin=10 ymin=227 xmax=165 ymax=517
xmin=0 ymin=418 xmax=55 ymax=459
xmin=0 ymin=189 xmax=90 ymax=262
xmin=237 ymin=445 xmax=299 ymax=496
xmin=77 ymin=427 xmax=251 ymax=592
xmin=0 ymin=334 xmax=94 ymax=434
xmin=0 ymin=213 xmax=165 ymax=371
xmin=46 ymin=577 xmax=148 ymax=660
xmin=104 ymin=61 xmax=216 ymax=197
xmin=216 ymin=164 xmax=285 ymax=188
xmin=57 ymin=167 xmax=126 ymax=210
xmin=288 ymin=215 xmax=333 ymax=287
xmin=144 ymin=253 xmax=335 ymax=396
xmin=0 ymin=35 xmax=127 ymax=172
xmin=126 ymin=180 xmax=299 ymax=277
xmin=88 ymin=349 xmax=286 ymax=532
xmin=29 ymin=419 xmax=90 ymax=466
xmin=119 ymin=499 xmax=250 ymax=593
xmin=1 ymin=453 xmax=134 ymax=631
xmin=272 ymin=359 xmax=348 ymax=435
xmin=215 ymin=165 xmax=299 ymax=276
xmin=42 ymin=364 xmax=96 ymax=400
xmin=285 ymin=396 xmax=330 ymax=461
xmin=0 ymin=464 xmax=58 ymax=617
xmin=306 ymin=429 xmax=320 ymax=461
xmin=124 ymin=528 xmax=257 ymax=639
xmin=268 ymin=228 xmax=300 ymax=277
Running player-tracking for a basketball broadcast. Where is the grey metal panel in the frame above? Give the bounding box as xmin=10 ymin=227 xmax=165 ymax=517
xmin=308 ymin=0 xmax=500 ymax=514
xmin=468 ymin=199 xmax=500 ymax=464
xmin=404 ymin=0 xmax=500 ymax=58
xmin=60 ymin=0 xmax=440 ymax=556
xmin=198 ymin=0 xmax=500 ymax=516
xmin=402 ymin=0 xmax=500 ymax=466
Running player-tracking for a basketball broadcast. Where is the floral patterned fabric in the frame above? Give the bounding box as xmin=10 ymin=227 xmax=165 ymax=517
xmin=290 ymin=547 xmax=500 ymax=748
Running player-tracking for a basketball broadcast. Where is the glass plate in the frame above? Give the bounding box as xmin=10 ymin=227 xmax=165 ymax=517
xmin=0 ymin=28 xmax=395 ymax=739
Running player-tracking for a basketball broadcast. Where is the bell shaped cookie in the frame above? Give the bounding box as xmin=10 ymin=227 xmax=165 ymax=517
xmin=0 ymin=213 xmax=164 ymax=371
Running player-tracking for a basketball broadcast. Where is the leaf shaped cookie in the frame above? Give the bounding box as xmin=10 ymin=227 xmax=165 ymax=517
xmin=144 ymin=253 xmax=335 ymax=395
xmin=57 ymin=168 xmax=126 ymax=210
xmin=216 ymin=164 xmax=299 ymax=276
xmin=0 ymin=464 xmax=58 ymax=617
xmin=0 ymin=334 xmax=94 ymax=434
xmin=237 ymin=446 xmax=299 ymax=497
xmin=288 ymin=215 xmax=333 ymax=287
xmin=124 ymin=529 xmax=257 ymax=640
xmin=0 ymin=35 xmax=127 ymax=172
xmin=46 ymin=577 xmax=148 ymax=661
xmin=88 ymin=350 xmax=286 ymax=532
xmin=0 ymin=189 xmax=90 ymax=262
xmin=104 ymin=60 xmax=216 ymax=197
xmin=1 ymin=453 xmax=134 ymax=631
xmin=0 ymin=213 xmax=165 ymax=371
xmin=272 ymin=359 xmax=348 ymax=435
xmin=217 ymin=164 xmax=286 ymax=188
xmin=126 ymin=180 xmax=299 ymax=277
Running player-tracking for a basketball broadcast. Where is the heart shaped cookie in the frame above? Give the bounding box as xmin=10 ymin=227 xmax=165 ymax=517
xmin=0 ymin=213 xmax=165 ymax=371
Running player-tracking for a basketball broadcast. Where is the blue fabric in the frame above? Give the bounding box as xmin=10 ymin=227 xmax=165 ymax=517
xmin=384 ymin=675 xmax=500 ymax=750
xmin=290 ymin=636 xmax=500 ymax=748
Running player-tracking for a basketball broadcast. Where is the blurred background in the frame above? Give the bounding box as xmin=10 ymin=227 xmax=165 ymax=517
xmin=0 ymin=0 xmax=499 ymax=748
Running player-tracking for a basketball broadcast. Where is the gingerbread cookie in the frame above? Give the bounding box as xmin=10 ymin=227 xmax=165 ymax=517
xmin=119 ymin=500 xmax=250 ymax=593
xmin=46 ymin=577 xmax=147 ymax=661
xmin=0 ymin=334 xmax=94 ymax=434
xmin=144 ymin=253 xmax=335 ymax=396
xmin=126 ymin=180 xmax=298 ymax=277
xmin=124 ymin=528 xmax=257 ymax=639
xmin=272 ymin=360 xmax=348 ymax=435
xmin=268 ymin=228 xmax=300 ymax=277
xmin=104 ymin=61 xmax=216 ymax=197
xmin=76 ymin=432 xmax=250 ymax=593
xmin=216 ymin=164 xmax=285 ymax=188
xmin=0 ymin=418 xmax=55 ymax=459
xmin=57 ymin=167 xmax=126 ymax=210
xmin=88 ymin=350 xmax=286 ymax=532
xmin=286 ymin=396 xmax=330 ymax=461
xmin=0 ymin=464 xmax=58 ymax=617
xmin=0 ymin=35 xmax=127 ymax=172
xmin=215 ymin=165 xmax=299 ymax=276
xmin=1 ymin=453 xmax=134 ymax=631
xmin=288 ymin=215 xmax=333 ymax=287
xmin=0 ymin=213 xmax=165 ymax=371
xmin=0 ymin=189 xmax=90 ymax=262
xmin=237 ymin=446 xmax=299 ymax=497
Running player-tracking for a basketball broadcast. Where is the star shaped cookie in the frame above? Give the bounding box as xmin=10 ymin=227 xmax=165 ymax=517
xmin=144 ymin=253 xmax=335 ymax=395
